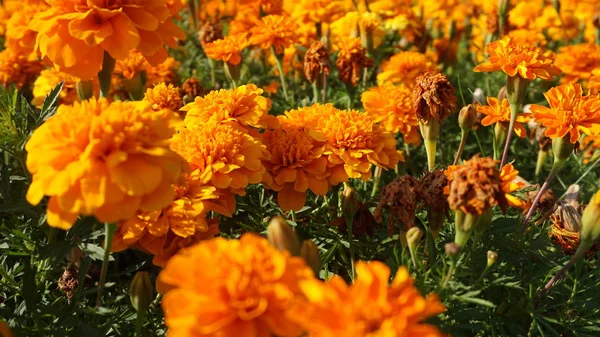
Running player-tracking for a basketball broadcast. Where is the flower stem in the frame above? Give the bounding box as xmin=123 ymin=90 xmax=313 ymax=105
xmin=371 ymin=166 xmax=382 ymax=198
xmin=98 ymin=51 xmax=116 ymax=99
xmin=453 ymin=129 xmax=469 ymax=165
xmin=522 ymin=161 xmax=562 ymax=230
xmin=500 ymin=102 xmax=518 ymax=168
xmin=76 ymin=81 xmax=93 ymax=100
xmin=535 ymin=149 xmax=548 ymax=180
xmin=424 ymin=138 xmax=436 ymax=171
xmin=343 ymin=182 xmax=355 ymax=280
xmin=442 ymin=256 xmax=457 ymax=289
xmin=271 ymin=47 xmax=289 ymax=102
xmin=540 ymin=244 xmax=587 ymax=296
xmin=135 ymin=311 xmax=145 ymax=337
xmin=96 ymin=222 xmax=117 ymax=307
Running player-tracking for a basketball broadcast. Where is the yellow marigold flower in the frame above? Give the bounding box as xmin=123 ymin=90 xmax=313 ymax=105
xmin=144 ymin=82 xmax=182 ymax=112
xmin=335 ymin=37 xmax=373 ymax=87
xmin=291 ymin=0 xmax=347 ymax=24
xmin=281 ymin=103 xmax=326 ymax=130
xmin=292 ymin=261 xmax=445 ymax=337
xmin=0 ymin=49 xmax=43 ymax=90
xmin=238 ymin=0 xmax=283 ymax=15
xmin=25 ymin=98 xmax=187 ymax=229
xmin=204 ymin=33 xmax=250 ymax=66
xmin=114 ymin=50 xmax=150 ymax=80
xmin=589 ymin=69 xmax=600 ymax=95
xmin=32 ymin=69 xmax=80 ymax=107
xmin=474 ymin=36 xmax=560 ymax=80
xmin=377 ymin=51 xmax=437 ymax=86
xmin=531 ymin=83 xmax=600 ymax=144
xmin=146 ymin=56 xmax=179 ymax=87
xmin=170 ymin=120 xmax=270 ymax=197
xmin=262 ymin=124 xmax=330 ymax=211
xmin=445 ymin=155 xmax=507 ymax=215
xmin=249 ymin=15 xmax=299 ymax=55
xmin=30 ymin=0 xmax=185 ymax=80
xmin=311 ymin=107 xmax=402 ymax=185
xmin=535 ymin=6 xmax=580 ymax=42
xmin=181 ymin=84 xmax=274 ymax=130
xmin=500 ymin=164 xmax=527 ymax=209
xmin=477 ymin=97 xmax=531 ymax=137
xmin=507 ymin=29 xmax=547 ymax=47
xmin=5 ymin=2 xmax=48 ymax=56
xmin=0 ymin=321 xmax=12 ymax=337
xmin=554 ymin=43 xmax=600 ymax=84
xmin=508 ymin=0 xmax=542 ymax=30
xmin=361 ymin=83 xmax=420 ymax=145
xmin=157 ymin=233 xmax=315 ymax=337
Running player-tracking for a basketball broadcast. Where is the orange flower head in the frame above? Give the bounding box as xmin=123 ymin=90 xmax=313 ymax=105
xmin=204 ymin=33 xmax=250 ymax=66
xmin=5 ymin=2 xmax=48 ymax=56
xmin=413 ymin=72 xmax=457 ymax=122
xmin=32 ymin=69 xmax=81 ymax=107
xmin=377 ymin=51 xmax=438 ymax=86
xmin=474 ymin=36 xmax=560 ymax=80
xmin=582 ymin=134 xmax=600 ymax=164
xmin=281 ymin=103 xmax=329 ymax=130
xmin=500 ymin=164 xmax=527 ymax=209
xmin=30 ymin=0 xmax=185 ymax=80
xmin=311 ymin=107 xmax=403 ymax=185
xmin=181 ymin=84 xmax=274 ymax=130
xmin=179 ymin=78 xmax=206 ymax=101
xmin=530 ymin=83 xmax=600 ymax=144
xmin=446 ymin=155 xmax=507 ymax=215
xmin=506 ymin=29 xmax=547 ymax=47
xmin=157 ymin=233 xmax=315 ymax=337
xmin=146 ymin=56 xmax=180 ymax=87
xmin=290 ymin=0 xmax=347 ymax=24
xmin=170 ymin=120 xmax=270 ymax=196
xmin=249 ymin=15 xmax=298 ymax=55
xmin=144 ymin=82 xmax=182 ymax=112
xmin=0 ymin=49 xmax=44 ymax=90
xmin=25 ymin=98 xmax=187 ymax=229
xmin=114 ymin=50 xmax=149 ymax=80
xmin=554 ymin=43 xmax=600 ymax=84
xmin=362 ymin=83 xmax=420 ymax=145
xmin=292 ymin=261 xmax=445 ymax=337
xmin=262 ymin=124 xmax=331 ymax=211
xmin=335 ymin=37 xmax=373 ymax=87
xmin=477 ymin=97 xmax=531 ymax=137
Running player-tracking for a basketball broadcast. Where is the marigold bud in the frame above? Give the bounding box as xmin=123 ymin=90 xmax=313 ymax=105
xmin=130 ymin=271 xmax=153 ymax=313
xmin=580 ymin=190 xmax=600 ymax=250
xmin=300 ymin=240 xmax=321 ymax=276
xmin=407 ymin=227 xmax=424 ymax=250
xmin=342 ymin=186 xmax=359 ymax=222
xmin=552 ymin=135 xmax=575 ymax=163
xmin=458 ymin=104 xmax=476 ymax=132
xmin=267 ymin=216 xmax=301 ymax=256
xmin=487 ymin=250 xmax=498 ymax=268
xmin=445 ymin=242 xmax=461 ymax=257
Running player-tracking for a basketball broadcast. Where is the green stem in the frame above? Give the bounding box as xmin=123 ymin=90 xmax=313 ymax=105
xmin=500 ymin=102 xmax=518 ymax=167
xmin=271 ymin=47 xmax=289 ymax=102
xmin=535 ymin=149 xmax=548 ymax=180
xmin=136 ymin=311 xmax=145 ymax=337
xmin=96 ymin=222 xmax=117 ymax=307
xmin=98 ymin=51 xmax=116 ymax=99
xmin=343 ymin=182 xmax=355 ymax=280
xmin=453 ymin=129 xmax=469 ymax=165
xmin=540 ymin=244 xmax=587 ymax=296
xmin=76 ymin=81 xmax=94 ymax=100
xmin=371 ymin=166 xmax=382 ymax=198
xmin=442 ymin=256 xmax=457 ymax=289
xmin=522 ymin=161 xmax=563 ymax=229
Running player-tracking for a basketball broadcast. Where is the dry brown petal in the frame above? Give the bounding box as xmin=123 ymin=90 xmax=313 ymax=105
xmin=413 ymin=72 xmax=457 ymax=122
xmin=525 ymin=187 xmax=556 ymax=215
xmin=198 ymin=21 xmax=223 ymax=49
xmin=304 ymin=41 xmax=331 ymax=83
xmin=180 ymin=78 xmax=207 ymax=100
xmin=331 ymin=202 xmax=379 ymax=238
xmin=421 ymin=169 xmax=449 ymax=215
xmin=58 ymin=264 xmax=78 ymax=300
xmin=375 ymin=175 xmax=425 ymax=235
xmin=336 ymin=45 xmax=374 ymax=87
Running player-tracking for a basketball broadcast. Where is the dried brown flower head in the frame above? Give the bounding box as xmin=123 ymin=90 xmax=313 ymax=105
xmin=525 ymin=187 xmax=556 ymax=215
xmin=304 ymin=41 xmax=331 ymax=83
xmin=180 ymin=78 xmax=207 ymax=101
xmin=421 ymin=169 xmax=450 ymax=215
xmin=335 ymin=37 xmax=374 ymax=87
xmin=331 ymin=201 xmax=379 ymax=238
xmin=198 ymin=21 xmax=223 ymax=49
xmin=446 ymin=155 xmax=507 ymax=215
xmin=413 ymin=72 xmax=457 ymax=122
xmin=374 ymin=175 xmax=426 ymax=235
xmin=58 ymin=264 xmax=78 ymax=300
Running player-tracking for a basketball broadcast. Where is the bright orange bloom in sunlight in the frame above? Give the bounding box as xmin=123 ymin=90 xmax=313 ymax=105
xmin=144 ymin=82 xmax=182 ymax=112
xmin=290 ymin=0 xmax=347 ymax=24
xmin=30 ymin=0 xmax=185 ymax=80
xmin=249 ymin=15 xmax=298 ymax=55
xmin=292 ymin=261 xmax=445 ymax=337
xmin=170 ymin=120 xmax=270 ymax=198
xmin=181 ymin=84 xmax=275 ymax=130
xmin=25 ymin=98 xmax=187 ymax=229
xmin=5 ymin=2 xmax=48 ymax=56
xmin=474 ymin=36 xmax=560 ymax=80
xmin=157 ymin=233 xmax=315 ymax=337
xmin=500 ymin=164 xmax=527 ymax=209
xmin=32 ymin=69 xmax=85 ymax=107
xmin=204 ymin=33 xmax=250 ymax=65
xmin=262 ymin=123 xmax=330 ymax=211
xmin=554 ymin=43 xmax=600 ymax=85
xmin=377 ymin=51 xmax=438 ymax=86
xmin=114 ymin=50 xmax=150 ymax=80
xmin=531 ymin=83 xmax=600 ymax=144
xmin=477 ymin=97 xmax=531 ymax=137
xmin=362 ymin=83 xmax=420 ymax=145
xmin=0 ymin=49 xmax=43 ymax=90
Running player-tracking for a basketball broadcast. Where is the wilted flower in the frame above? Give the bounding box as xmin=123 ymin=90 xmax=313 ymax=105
xmin=157 ymin=234 xmax=315 ymax=337
xmin=332 ymin=201 xmax=379 ymax=238
xmin=413 ymin=72 xmax=457 ymax=123
xmin=179 ymin=78 xmax=206 ymax=103
xmin=421 ymin=170 xmax=450 ymax=238
xmin=303 ymin=41 xmax=331 ymax=83
xmin=375 ymin=175 xmax=425 ymax=236
xmin=144 ymin=83 xmax=182 ymax=112
xmin=198 ymin=21 xmax=224 ymax=49
xmin=335 ymin=37 xmax=373 ymax=87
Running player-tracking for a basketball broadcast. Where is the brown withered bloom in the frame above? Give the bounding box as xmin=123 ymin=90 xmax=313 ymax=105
xmin=304 ymin=41 xmax=331 ymax=83
xmin=413 ymin=72 xmax=457 ymax=122
xmin=331 ymin=201 xmax=379 ymax=238
xmin=374 ymin=175 xmax=426 ymax=236
xmin=335 ymin=37 xmax=374 ymax=87
xmin=180 ymin=77 xmax=207 ymax=105
xmin=446 ymin=155 xmax=507 ymax=215
xmin=524 ymin=187 xmax=556 ymax=216
xmin=58 ymin=264 xmax=79 ymax=300
xmin=421 ymin=170 xmax=449 ymax=237
xmin=198 ymin=21 xmax=223 ymax=49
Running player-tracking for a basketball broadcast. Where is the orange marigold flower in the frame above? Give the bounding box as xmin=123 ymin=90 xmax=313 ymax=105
xmin=249 ymin=15 xmax=298 ymax=55
xmin=114 ymin=50 xmax=149 ymax=80
xmin=0 ymin=49 xmax=43 ymax=90
xmin=292 ymin=261 xmax=445 ymax=337
xmin=473 ymin=36 xmax=560 ymax=80
xmin=281 ymin=103 xmax=327 ymax=130
xmin=170 ymin=120 xmax=270 ymax=198
xmin=262 ymin=124 xmax=330 ymax=211
xmin=582 ymin=133 xmax=600 ymax=164
xmin=32 ymin=69 xmax=82 ymax=107
xmin=157 ymin=233 xmax=315 ymax=337
xmin=144 ymin=82 xmax=182 ymax=112
xmin=204 ymin=33 xmax=250 ymax=66
xmin=554 ymin=43 xmax=600 ymax=85
xmin=335 ymin=37 xmax=373 ymax=87
xmin=0 ymin=321 xmax=12 ymax=337
xmin=5 ymin=2 xmax=48 ymax=56
xmin=181 ymin=84 xmax=274 ymax=130
xmin=290 ymin=0 xmax=347 ymax=24
xmin=30 ymin=0 xmax=185 ymax=80
xmin=377 ymin=51 xmax=438 ymax=86
xmin=146 ymin=56 xmax=179 ymax=87
xmin=362 ymin=83 xmax=420 ymax=145
xmin=506 ymin=29 xmax=547 ymax=47
xmin=477 ymin=97 xmax=531 ymax=137
xmin=445 ymin=155 xmax=507 ymax=215
xmin=25 ymin=98 xmax=187 ymax=229
xmin=310 ymin=107 xmax=403 ymax=185
xmin=500 ymin=164 xmax=527 ymax=209
xmin=530 ymin=83 xmax=600 ymax=144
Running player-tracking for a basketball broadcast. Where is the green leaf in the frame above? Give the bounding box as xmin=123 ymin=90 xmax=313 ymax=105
xmin=39 ymin=81 xmax=64 ymax=121
xmin=451 ymin=294 xmax=497 ymax=308
xmin=22 ymin=259 xmax=37 ymax=313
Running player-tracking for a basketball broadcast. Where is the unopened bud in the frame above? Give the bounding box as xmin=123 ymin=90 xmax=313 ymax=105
xmin=67 ymin=246 xmax=84 ymax=268
xmin=130 ymin=271 xmax=153 ymax=313
xmin=580 ymin=190 xmax=600 ymax=250
xmin=300 ymin=240 xmax=321 ymax=276
xmin=487 ymin=250 xmax=498 ymax=268
xmin=552 ymin=135 xmax=575 ymax=163
xmin=458 ymin=104 xmax=476 ymax=132
xmin=445 ymin=242 xmax=461 ymax=257
xmin=497 ymin=85 xmax=507 ymax=101
xmin=406 ymin=227 xmax=424 ymax=250
xmin=267 ymin=216 xmax=301 ymax=256
xmin=342 ymin=186 xmax=359 ymax=222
